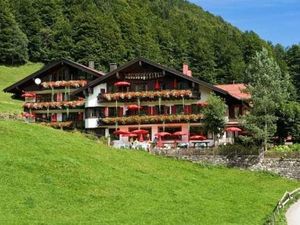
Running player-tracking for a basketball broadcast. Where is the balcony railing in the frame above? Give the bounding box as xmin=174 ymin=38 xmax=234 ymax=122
xmin=23 ymin=100 xmax=85 ymax=109
xmin=41 ymin=80 xmax=87 ymax=88
xmin=99 ymin=114 xmax=203 ymax=125
xmin=98 ymin=89 xmax=200 ymax=102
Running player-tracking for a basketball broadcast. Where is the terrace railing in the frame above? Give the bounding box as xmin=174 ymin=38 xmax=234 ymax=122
xmin=98 ymin=114 xmax=203 ymax=125
xmin=98 ymin=89 xmax=200 ymax=102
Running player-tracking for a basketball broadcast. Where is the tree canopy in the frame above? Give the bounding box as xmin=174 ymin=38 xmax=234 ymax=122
xmin=243 ymin=48 xmax=293 ymax=152
xmin=0 ymin=1 xmax=278 ymax=81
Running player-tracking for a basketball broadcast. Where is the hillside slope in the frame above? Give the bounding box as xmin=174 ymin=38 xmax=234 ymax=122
xmin=2 ymin=0 xmax=273 ymax=84
xmin=0 ymin=63 xmax=43 ymax=113
xmin=0 ymin=120 xmax=298 ymax=224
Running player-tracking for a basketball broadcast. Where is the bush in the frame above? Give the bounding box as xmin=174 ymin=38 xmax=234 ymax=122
xmin=272 ymin=144 xmax=300 ymax=152
xmin=218 ymin=144 xmax=259 ymax=156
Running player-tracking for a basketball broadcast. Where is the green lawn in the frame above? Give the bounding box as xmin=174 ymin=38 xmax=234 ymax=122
xmin=0 ymin=120 xmax=299 ymax=225
xmin=0 ymin=63 xmax=43 ymax=113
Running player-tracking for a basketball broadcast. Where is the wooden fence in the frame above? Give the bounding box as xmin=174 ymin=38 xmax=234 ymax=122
xmin=266 ymin=188 xmax=300 ymax=225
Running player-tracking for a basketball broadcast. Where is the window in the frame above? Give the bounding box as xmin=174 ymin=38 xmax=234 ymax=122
xmin=85 ymin=108 xmax=102 ymax=118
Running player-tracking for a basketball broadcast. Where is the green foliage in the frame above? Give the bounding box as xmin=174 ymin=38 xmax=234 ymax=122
xmin=286 ymin=44 xmax=300 ymax=100
xmin=272 ymin=144 xmax=300 ymax=153
xmin=276 ymin=101 xmax=300 ymax=143
xmin=244 ymin=48 xmax=293 ymax=151
xmin=0 ymin=0 xmax=28 ymax=64
xmin=202 ymin=93 xmax=226 ymax=144
xmin=3 ymin=0 xmax=277 ymax=84
xmin=0 ymin=120 xmax=299 ymax=224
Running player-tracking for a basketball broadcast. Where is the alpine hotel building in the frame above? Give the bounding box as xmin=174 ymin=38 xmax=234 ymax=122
xmin=4 ymin=57 xmax=250 ymax=146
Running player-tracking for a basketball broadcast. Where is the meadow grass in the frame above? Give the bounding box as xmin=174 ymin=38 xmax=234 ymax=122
xmin=0 ymin=120 xmax=299 ymax=225
xmin=0 ymin=63 xmax=43 ymax=113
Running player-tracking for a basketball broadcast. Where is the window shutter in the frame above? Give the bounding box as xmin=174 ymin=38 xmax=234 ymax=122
xmin=51 ymin=114 xmax=57 ymax=122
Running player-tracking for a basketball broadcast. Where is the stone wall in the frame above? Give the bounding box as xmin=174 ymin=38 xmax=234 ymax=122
xmin=154 ymin=149 xmax=300 ymax=180
xmin=251 ymin=158 xmax=300 ymax=180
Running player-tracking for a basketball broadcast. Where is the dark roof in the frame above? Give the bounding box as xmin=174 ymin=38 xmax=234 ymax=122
xmin=3 ymin=58 xmax=105 ymax=93
xmin=72 ymin=57 xmax=228 ymax=96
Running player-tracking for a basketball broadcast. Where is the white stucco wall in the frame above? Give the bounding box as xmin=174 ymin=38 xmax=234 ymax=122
xmin=85 ymin=118 xmax=98 ymax=129
xmin=85 ymin=83 xmax=107 ymax=108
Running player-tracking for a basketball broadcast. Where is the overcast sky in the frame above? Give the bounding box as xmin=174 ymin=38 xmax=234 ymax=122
xmin=190 ymin=0 xmax=300 ymax=47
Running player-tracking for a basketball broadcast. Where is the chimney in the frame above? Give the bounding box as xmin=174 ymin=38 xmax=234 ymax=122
xmin=88 ymin=61 xmax=95 ymax=69
xmin=183 ymin=63 xmax=192 ymax=76
xmin=109 ymin=63 xmax=117 ymax=72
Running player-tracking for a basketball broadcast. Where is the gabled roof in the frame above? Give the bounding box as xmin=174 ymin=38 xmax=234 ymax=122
xmin=72 ymin=57 xmax=228 ymax=96
xmin=3 ymin=58 xmax=105 ymax=94
xmin=215 ymin=83 xmax=251 ymax=100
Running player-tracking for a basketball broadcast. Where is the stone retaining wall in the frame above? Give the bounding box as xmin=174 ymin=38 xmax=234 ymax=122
xmin=154 ymin=149 xmax=300 ymax=180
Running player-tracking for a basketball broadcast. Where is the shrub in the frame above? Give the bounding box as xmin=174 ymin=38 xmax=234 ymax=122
xmin=272 ymin=144 xmax=300 ymax=152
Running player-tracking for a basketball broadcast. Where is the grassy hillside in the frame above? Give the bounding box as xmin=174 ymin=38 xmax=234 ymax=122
xmin=0 ymin=120 xmax=298 ymax=225
xmin=0 ymin=63 xmax=43 ymax=113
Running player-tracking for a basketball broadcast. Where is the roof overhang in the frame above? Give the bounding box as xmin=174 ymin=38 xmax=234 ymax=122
xmin=71 ymin=57 xmax=229 ymax=97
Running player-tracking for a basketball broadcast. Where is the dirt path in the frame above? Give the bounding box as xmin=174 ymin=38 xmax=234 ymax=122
xmin=286 ymin=200 xmax=300 ymax=225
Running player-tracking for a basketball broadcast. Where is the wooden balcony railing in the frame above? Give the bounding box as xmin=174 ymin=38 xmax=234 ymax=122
xmin=23 ymin=100 xmax=85 ymax=109
xmin=99 ymin=114 xmax=203 ymax=125
xmin=98 ymin=89 xmax=200 ymax=102
xmin=41 ymin=80 xmax=88 ymax=88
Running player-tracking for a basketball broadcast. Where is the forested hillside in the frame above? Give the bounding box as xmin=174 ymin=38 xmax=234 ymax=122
xmin=0 ymin=0 xmax=299 ymax=92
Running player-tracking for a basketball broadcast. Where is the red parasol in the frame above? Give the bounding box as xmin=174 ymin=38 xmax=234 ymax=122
xmin=172 ymin=131 xmax=187 ymax=136
xmin=114 ymin=81 xmax=130 ymax=87
xmin=113 ymin=130 xmax=130 ymax=135
xmin=122 ymin=133 xmax=138 ymax=137
xmin=226 ymin=127 xmax=242 ymax=132
xmin=131 ymin=129 xmax=149 ymax=134
xmin=21 ymin=92 xmax=36 ymax=98
xmin=155 ymin=132 xmax=171 ymax=137
xmin=127 ymin=104 xmax=141 ymax=110
xmin=190 ymin=135 xmax=207 ymax=140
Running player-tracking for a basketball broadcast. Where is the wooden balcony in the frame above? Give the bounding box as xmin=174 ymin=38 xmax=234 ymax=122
xmin=98 ymin=89 xmax=200 ymax=102
xmin=23 ymin=100 xmax=85 ymax=109
xmin=98 ymin=114 xmax=203 ymax=125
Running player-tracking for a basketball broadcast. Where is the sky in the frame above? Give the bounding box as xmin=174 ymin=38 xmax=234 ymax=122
xmin=190 ymin=0 xmax=300 ymax=47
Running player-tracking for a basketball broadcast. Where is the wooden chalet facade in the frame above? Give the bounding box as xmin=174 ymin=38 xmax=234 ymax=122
xmin=72 ymin=58 xmax=250 ymax=146
xmin=4 ymin=57 xmax=250 ymax=146
xmin=4 ymin=59 xmax=104 ymax=129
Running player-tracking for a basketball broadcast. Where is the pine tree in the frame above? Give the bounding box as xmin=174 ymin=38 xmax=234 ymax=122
xmin=0 ymin=0 xmax=28 ymax=64
xmin=244 ymin=48 xmax=292 ymax=156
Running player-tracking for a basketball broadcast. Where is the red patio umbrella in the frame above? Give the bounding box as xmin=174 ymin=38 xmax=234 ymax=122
xmin=155 ymin=132 xmax=171 ymax=137
xmin=132 ymin=129 xmax=148 ymax=142
xmin=122 ymin=133 xmax=138 ymax=137
xmin=113 ymin=130 xmax=130 ymax=135
xmin=132 ymin=129 xmax=149 ymax=134
xmin=114 ymin=81 xmax=130 ymax=87
xmin=21 ymin=92 xmax=36 ymax=98
xmin=225 ymin=127 xmax=242 ymax=132
xmin=189 ymin=135 xmax=207 ymax=140
xmin=127 ymin=105 xmax=141 ymax=110
xmin=172 ymin=131 xmax=187 ymax=136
